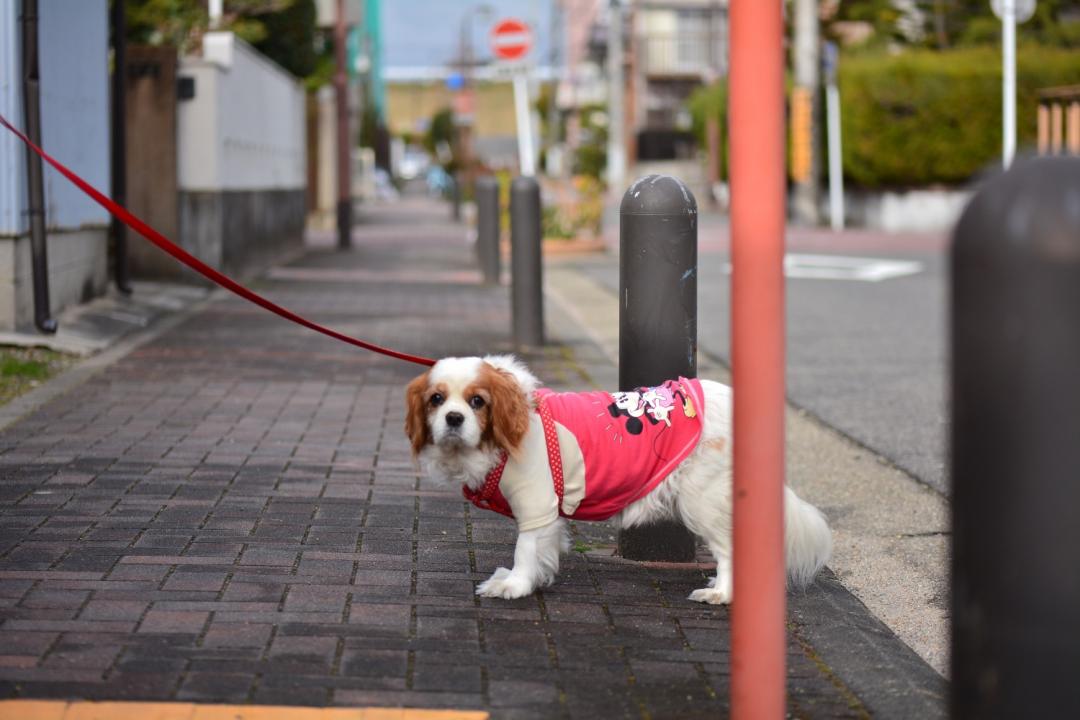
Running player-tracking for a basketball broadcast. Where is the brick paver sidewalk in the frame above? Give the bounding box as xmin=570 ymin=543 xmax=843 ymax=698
xmin=0 ymin=196 xmax=940 ymax=718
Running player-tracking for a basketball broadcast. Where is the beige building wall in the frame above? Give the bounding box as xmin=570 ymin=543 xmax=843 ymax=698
xmin=386 ymin=82 xmax=518 ymax=139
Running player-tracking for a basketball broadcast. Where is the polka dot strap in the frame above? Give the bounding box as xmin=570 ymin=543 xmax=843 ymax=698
xmin=535 ymin=395 xmax=565 ymax=505
xmin=466 ymin=452 xmax=507 ymax=508
xmin=465 ymin=393 xmax=563 ymax=512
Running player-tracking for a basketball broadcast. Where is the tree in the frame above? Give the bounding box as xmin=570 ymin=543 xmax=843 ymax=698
xmin=828 ymin=0 xmax=1080 ymax=50
xmin=123 ymin=0 xmax=321 ymax=78
xmin=251 ymin=0 xmax=317 ymax=78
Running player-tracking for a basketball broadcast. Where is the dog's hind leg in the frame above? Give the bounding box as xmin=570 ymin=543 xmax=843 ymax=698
xmin=689 ymin=549 xmax=732 ymax=605
xmin=676 ymin=458 xmax=735 ymax=605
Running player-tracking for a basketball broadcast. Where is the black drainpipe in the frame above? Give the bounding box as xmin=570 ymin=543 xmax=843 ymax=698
xmin=110 ymin=0 xmax=131 ymax=294
xmin=20 ymin=0 xmax=57 ymax=333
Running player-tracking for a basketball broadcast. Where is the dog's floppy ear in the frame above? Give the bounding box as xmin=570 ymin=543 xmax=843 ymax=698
xmin=486 ymin=366 xmax=531 ymax=456
xmin=404 ymin=371 xmax=432 ymax=456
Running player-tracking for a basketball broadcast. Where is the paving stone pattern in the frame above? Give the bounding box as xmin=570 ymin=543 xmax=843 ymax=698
xmin=0 ymin=200 xmax=866 ymax=718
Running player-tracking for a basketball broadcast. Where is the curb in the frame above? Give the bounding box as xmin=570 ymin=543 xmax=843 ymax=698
xmin=790 ymin=570 xmax=948 ymax=719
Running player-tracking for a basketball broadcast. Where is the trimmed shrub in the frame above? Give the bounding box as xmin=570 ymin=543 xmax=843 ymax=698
xmin=687 ymin=46 xmax=1080 ymax=188
xmin=686 ymin=80 xmax=728 ymax=181
xmin=839 ymin=46 xmax=1080 ymax=187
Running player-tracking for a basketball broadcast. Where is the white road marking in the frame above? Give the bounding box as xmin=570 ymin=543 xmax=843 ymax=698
xmin=721 ymin=254 xmax=924 ymax=282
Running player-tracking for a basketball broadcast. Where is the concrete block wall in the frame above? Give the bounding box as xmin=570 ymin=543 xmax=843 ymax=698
xmin=0 ymin=230 xmax=108 ymax=330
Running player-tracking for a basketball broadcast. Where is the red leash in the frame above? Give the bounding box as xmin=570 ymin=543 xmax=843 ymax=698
xmin=0 ymin=113 xmax=435 ymax=368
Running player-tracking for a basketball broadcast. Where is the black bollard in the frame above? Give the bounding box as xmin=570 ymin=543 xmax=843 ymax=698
xmin=475 ymin=175 xmax=501 ymax=285
xmin=510 ymin=176 xmax=544 ymax=347
xmin=951 ymin=156 xmax=1080 ymax=719
xmin=617 ymin=174 xmax=698 ymax=562
xmin=451 ymin=173 xmax=462 ymax=222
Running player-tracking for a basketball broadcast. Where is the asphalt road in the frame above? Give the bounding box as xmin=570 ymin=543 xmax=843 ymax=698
xmin=580 ymin=244 xmax=950 ymax=494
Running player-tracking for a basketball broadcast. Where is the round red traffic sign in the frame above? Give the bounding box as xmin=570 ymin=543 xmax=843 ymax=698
xmin=490 ymin=18 xmax=532 ymax=61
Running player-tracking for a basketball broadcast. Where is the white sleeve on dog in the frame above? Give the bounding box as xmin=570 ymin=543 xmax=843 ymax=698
xmin=500 ymin=416 xmax=588 ymax=532
xmin=500 ymin=415 xmax=561 ymax=532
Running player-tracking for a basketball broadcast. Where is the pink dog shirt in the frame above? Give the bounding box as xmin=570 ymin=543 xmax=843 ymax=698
xmin=464 ymin=378 xmax=705 ymax=528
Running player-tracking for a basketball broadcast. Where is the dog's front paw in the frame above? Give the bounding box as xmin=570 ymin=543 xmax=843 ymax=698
xmin=689 ymin=586 xmax=731 ymax=605
xmin=476 ymin=569 xmax=535 ymax=599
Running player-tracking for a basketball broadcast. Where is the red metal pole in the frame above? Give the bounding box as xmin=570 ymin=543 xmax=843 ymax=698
xmin=729 ymin=0 xmax=787 ymax=717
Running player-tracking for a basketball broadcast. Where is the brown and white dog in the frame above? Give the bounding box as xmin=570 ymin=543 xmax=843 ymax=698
xmin=404 ymin=354 xmax=831 ymax=602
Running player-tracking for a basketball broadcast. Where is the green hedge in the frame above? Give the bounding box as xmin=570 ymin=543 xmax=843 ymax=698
xmin=687 ymin=46 xmax=1080 ymax=188
xmin=840 ymin=46 xmax=1080 ymax=187
xmin=686 ymin=82 xmax=729 ymax=181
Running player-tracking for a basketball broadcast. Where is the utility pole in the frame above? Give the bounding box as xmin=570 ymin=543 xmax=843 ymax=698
xmin=335 ymin=0 xmax=352 ymax=249
xmin=791 ymin=0 xmax=820 ymax=225
xmin=546 ymin=0 xmax=562 ymax=176
xmin=606 ymin=0 xmax=626 ymax=192
xmin=111 ymin=0 xmax=132 ymax=293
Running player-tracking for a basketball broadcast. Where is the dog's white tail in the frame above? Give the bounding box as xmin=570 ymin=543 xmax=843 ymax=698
xmin=784 ymin=487 xmax=832 ymax=589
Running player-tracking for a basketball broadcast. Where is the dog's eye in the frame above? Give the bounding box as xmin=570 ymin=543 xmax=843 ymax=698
xmin=429 ymin=393 xmax=444 ymax=407
xmin=469 ymin=395 xmax=486 ymax=410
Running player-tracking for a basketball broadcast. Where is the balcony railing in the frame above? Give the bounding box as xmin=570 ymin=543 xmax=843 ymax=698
xmin=1038 ymin=85 xmax=1080 ymax=156
xmin=638 ymin=32 xmax=725 ymax=78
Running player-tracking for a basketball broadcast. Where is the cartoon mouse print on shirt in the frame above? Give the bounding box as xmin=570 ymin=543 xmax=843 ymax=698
xmin=608 ymin=380 xmax=696 ymax=435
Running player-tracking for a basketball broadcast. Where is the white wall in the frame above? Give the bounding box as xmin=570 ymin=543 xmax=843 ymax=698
xmin=846 ymin=188 xmax=973 ymax=233
xmin=177 ymin=32 xmax=306 ymax=192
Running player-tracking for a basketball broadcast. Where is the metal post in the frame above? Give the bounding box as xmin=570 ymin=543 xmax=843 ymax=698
xmin=730 ymin=0 xmax=787 ymax=715
xmin=824 ymin=42 xmax=844 ymax=232
xmin=513 ymin=72 xmax=536 ymax=177
xmin=475 ymin=175 xmax=500 ymax=285
xmin=334 ymin=0 xmax=352 ymax=249
xmin=509 ymin=176 xmax=543 ymax=347
xmin=791 ymin=0 xmax=821 ymax=225
xmin=616 ymin=174 xmax=698 ymax=562
xmin=1002 ymin=0 xmax=1016 ymax=167
xmin=951 ymin=156 xmax=1080 ymax=719
xmin=20 ymin=0 xmax=57 ymax=334
xmin=111 ymin=0 xmax=132 ymax=294
xmin=825 ymin=83 xmax=844 ymax=230
xmin=451 ymin=173 xmax=462 ymax=221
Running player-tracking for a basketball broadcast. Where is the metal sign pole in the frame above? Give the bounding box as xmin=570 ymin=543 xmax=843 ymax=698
xmin=992 ymin=0 xmax=1036 ymax=167
xmin=823 ymin=42 xmax=844 ymax=231
xmin=513 ymin=70 xmax=536 ymax=176
xmin=1003 ymin=0 xmax=1016 ymax=167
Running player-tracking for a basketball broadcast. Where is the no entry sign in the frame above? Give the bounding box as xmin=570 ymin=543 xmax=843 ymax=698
xmin=490 ymin=18 xmax=532 ymax=61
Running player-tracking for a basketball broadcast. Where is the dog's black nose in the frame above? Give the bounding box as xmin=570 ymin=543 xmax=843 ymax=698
xmin=445 ymin=411 xmax=465 ymax=428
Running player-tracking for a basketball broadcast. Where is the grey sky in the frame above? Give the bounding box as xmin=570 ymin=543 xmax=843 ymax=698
xmin=382 ymin=0 xmax=556 ymax=69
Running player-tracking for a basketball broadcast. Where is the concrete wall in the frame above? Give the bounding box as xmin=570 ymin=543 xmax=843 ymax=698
xmin=0 ymin=0 xmax=110 ymax=331
xmin=177 ymin=32 xmax=306 ymax=277
xmin=844 ymin=188 xmax=973 ymax=233
xmin=178 ymin=190 xmax=306 ymax=277
xmin=0 ymin=231 xmax=108 ymax=330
